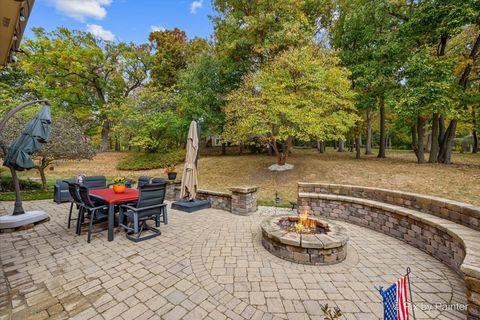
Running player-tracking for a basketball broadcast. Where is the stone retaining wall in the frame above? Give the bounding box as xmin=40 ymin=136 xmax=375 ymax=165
xmin=165 ymin=181 xmax=258 ymax=215
xmin=298 ymin=195 xmax=465 ymax=271
xmin=196 ymin=190 xmax=232 ymax=212
xmin=298 ymin=183 xmax=480 ymax=319
xmin=298 ymin=182 xmax=480 ymax=231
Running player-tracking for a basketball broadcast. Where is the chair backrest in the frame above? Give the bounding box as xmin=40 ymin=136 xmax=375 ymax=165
xmin=137 ymin=176 xmax=150 ymax=189
xmin=137 ymin=183 xmax=166 ymax=215
xmin=151 ymin=177 xmax=166 ymax=185
xmin=66 ymin=181 xmax=82 ymax=204
xmin=82 ymin=176 xmax=107 ymax=190
xmin=78 ymin=185 xmax=96 ymax=208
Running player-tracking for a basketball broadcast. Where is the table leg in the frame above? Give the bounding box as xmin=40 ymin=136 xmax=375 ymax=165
xmin=108 ymin=204 xmax=114 ymax=241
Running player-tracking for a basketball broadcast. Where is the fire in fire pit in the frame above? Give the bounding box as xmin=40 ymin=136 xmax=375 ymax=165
xmin=277 ymin=212 xmax=330 ymax=234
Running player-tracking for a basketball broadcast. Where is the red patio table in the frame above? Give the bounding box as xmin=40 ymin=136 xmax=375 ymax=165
xmin=89 ymin=188 xmax=139 ymax=241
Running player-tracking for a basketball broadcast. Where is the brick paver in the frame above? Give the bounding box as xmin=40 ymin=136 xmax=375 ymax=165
xmin=0 ymin=200 xmax=466 ymax=319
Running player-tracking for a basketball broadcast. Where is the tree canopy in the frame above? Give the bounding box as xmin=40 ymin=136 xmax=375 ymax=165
xmin=223 ymin=45 xmax=356 ymax=164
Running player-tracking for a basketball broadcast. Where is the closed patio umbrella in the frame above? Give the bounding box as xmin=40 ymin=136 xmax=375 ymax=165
xmin=0 ymin=103 xmax=51 ymax=219
xmin=180 ymin=120 xmax=198 ymax=200
xmin=3 ymin=105 xmax=51 ymax=170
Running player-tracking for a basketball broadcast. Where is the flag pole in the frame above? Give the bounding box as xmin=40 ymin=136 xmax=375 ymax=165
xmin=406 ymin=267 xmax=416 ymax=320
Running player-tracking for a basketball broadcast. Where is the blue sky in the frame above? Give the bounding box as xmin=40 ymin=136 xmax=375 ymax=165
xmin=25 ymin=0 xmax=216 ymax=43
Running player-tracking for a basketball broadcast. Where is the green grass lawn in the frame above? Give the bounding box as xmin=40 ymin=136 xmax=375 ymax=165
xmin=0 ymin=189 xmax=53 ymax=201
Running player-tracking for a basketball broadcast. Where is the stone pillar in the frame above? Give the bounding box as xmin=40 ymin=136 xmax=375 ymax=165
xmin=466 ymin=276 xmax=480 ymax=319
xmin=229 ymin=186 xmax=258 ymax=215
xmin=165 ymin=181 xmax=181 ymax=201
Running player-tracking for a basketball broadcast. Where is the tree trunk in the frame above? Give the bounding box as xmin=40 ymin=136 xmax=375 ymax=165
xmin=411 ymin=124 xmax=417 ymax=153
xmin=114 ymin=136 xmax=120 ymax=151
xmin=281 ymin=137 xmax=292 ymax=164
xmin=221 ymin=142 xmax=226 ymax=155
xmin=365 ymin=110 xmax=373 ymax=155
xmin=337 ymin=140 xmax=345 ymax=152
xmin=100 ymin=120 xmax=109 ymax=152
xmin=438 ymin=119 xmax=457 ymax=164
xmin=413 ymin=116 xmax=426 ymax=163
xmin=429 ymin=113 xmax=439 ymax=163
xmin=473 ymin=130 xmax=478 ymax=153
xmin=377 ymin=97 xmax=386 ymax=158
xmin=438 ymin=115 xmax=445 ymax=146
xmin=38 ymin=167 xmax=48 ymax=191
xmin=36 ymin=157 xmax=49 ymax=190
xmin=425 ymin=133 xmax=431 ymax=153
xmin=472 ymin=105 xmax=478 ymax=153
xmin=317 ymin=140 xmax=325 ymax=153
xmin=272 ymin=139 xmax=290 ymax=165
xmin=348 ymin=137 xmax=354 ymax=152
xmin=355 ymin=122 xmax=361 ymax=159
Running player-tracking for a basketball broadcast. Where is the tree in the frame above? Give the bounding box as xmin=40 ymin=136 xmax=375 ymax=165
xmin=149 ymin=29 xmax=209 ymax=89
xmin=149 ymin=28 xmax=188 ymax=88
xmin=396 ymin=0 xmax=480 ymax=163
xmin=212 ymin=0 xmax=321 ymax=92
xmin=177 ymin=53 xmax=224 ymax=135
xmin=35 ymin=115 xmax=95 ymax=189
xmin=396 ymin=46 xmax=457 ymax=163
xmin=22 ymin=27 xmax=151 ymax=151
xmin=332 ymin=0 xmax=404 ymax=159
xmin=223 ymin=45 xmax=357 ymax=165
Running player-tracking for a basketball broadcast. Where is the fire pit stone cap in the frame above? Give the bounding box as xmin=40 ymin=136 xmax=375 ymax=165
xmin=301 ymin=234 xmax=324 ymax=249
xmin=316 ymin=234 xmax=343 ymax=249
xmin=279 ymin=232 xmax=301 ymax=246
xmin=260 ymin=219 xmax=281 ymax=235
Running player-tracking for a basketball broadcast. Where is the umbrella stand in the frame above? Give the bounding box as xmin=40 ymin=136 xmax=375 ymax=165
xmin=0 ymin=99 xmax=50 ymax=227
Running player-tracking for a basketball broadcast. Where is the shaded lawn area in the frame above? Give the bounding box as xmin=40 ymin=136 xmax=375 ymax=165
xmin=7 ymin=148 xmax=480 ymax=206
xmin=0 ymin=190 xmax=52 ymax=201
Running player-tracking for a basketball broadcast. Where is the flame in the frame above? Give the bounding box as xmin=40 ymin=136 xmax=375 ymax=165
xmin=295 ymin=211 xmax=316 ymax=232
xmin=299 ymin=212 xmax=308 ymax=226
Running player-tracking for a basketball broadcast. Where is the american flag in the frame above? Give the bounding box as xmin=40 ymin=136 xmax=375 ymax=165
xmin=379 ymin=275 xmax=411 ymax=320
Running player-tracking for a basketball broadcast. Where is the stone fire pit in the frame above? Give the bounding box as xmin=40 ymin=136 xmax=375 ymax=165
xmin=261 ymin=215 xmax=349 ymax=265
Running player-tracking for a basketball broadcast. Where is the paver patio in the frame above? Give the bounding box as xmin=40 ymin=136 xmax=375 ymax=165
xmin=0 ymin=200 xmax=466 ymax=319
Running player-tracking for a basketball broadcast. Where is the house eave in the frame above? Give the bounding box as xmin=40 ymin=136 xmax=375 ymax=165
xmin=0 ymin=0 xmax=35 ymax=66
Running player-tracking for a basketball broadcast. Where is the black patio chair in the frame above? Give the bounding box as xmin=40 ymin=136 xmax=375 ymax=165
xmin=78 ymin=185 xmax=109 ymax=243
xmin=65 ymin=181 xmax=83 ymax=230
xmin=119 ymin=183 xmax=167 ymax=242
xmin=149 ymin=179 xmax=168 ymax=224
xmin=137 ymin=176 xmax=150 ymax=189
xmin=82 ymin=176 xmax=107 ymax=190
xmin=151 ymin=177 xmax=166 ymax=185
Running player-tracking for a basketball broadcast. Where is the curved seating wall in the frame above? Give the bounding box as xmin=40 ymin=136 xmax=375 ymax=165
xmin=297 ymin=182 xmax=480 ymax=319
xmin=298 ymin=183 xmax=480 ymax=231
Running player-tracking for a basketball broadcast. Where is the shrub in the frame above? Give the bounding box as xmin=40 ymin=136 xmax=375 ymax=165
xmin=0 ymin=174 xmax=43 ymax=192
xmin=117 ymin=150 xmax=185 ymax=171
